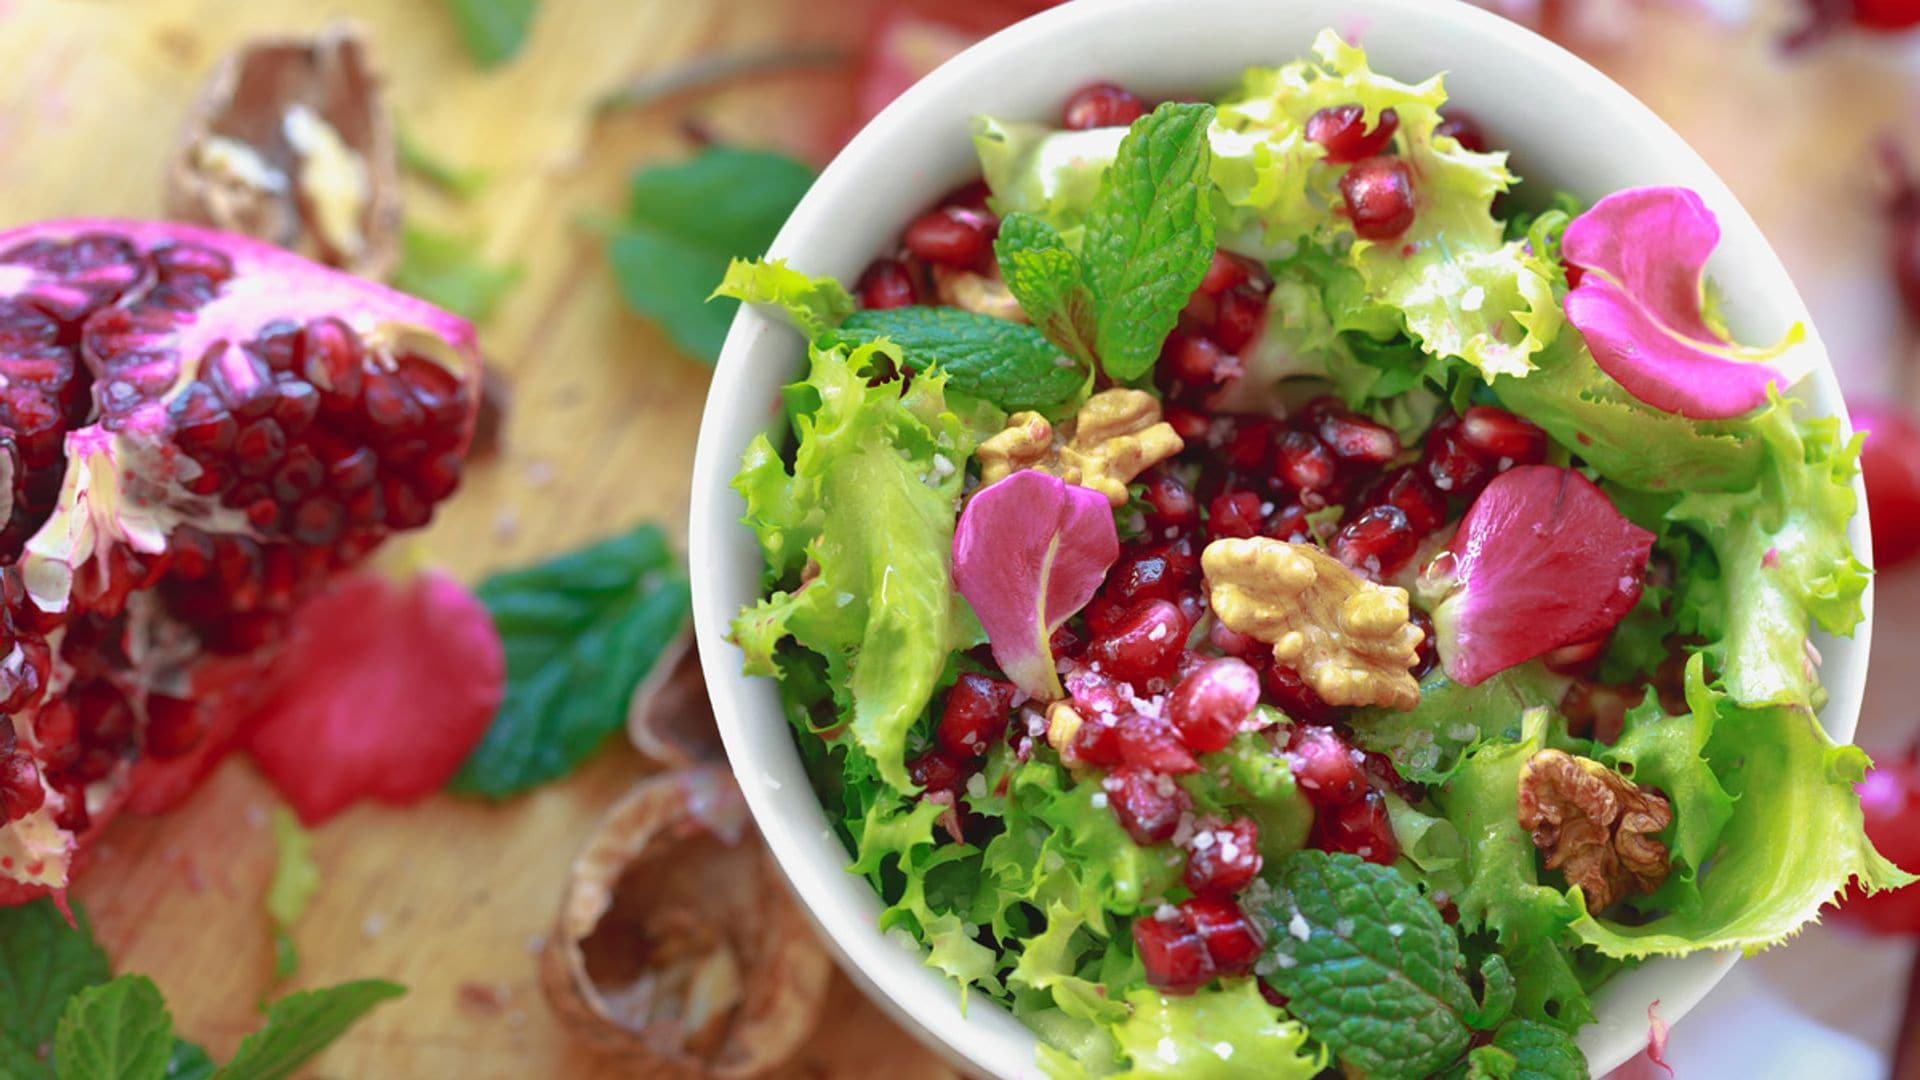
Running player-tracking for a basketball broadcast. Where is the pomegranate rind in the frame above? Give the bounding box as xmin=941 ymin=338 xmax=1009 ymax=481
xmin=243 ymin=570 xmax=504 ymax=825
xmin=543 ymin=768 xmax=831 ymax=1079
xmin=1562 ymin=187 xmax=1806 ymax=420
xmin=1426 ymin=466 xmax=1654 ymax=687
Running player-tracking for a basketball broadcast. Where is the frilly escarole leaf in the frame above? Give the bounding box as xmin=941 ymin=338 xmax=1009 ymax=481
xmin=1570 ymin=671 xmax=1914 ymax=958
xmin=1102 ymin=980 xmax=1320 ymax=1079
xmin=731 ymin=340 xmax=975 ymax=791
xmin=1665 ymin=390 xmax=1870 ymax=710
xmin=952 ymin=471 xmax=1118 ymax=700
xmin=1352 ymin=665 xmax=1566 ymax=785
xmin=711 ymin=257 xmax=854 ymax=339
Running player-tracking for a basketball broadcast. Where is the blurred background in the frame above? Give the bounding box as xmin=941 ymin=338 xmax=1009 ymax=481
xmin=5 ymin=0 xmax=1919 ymax=1075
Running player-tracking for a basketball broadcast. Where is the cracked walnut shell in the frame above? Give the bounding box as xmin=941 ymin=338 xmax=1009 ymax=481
xmin=976 ymin=388 xmax=1182 ymax=506
xmin=1202 ymin=537 xmax=1423 ymax=710
xmin=1516 ymin=749 xmax=1673 ymax=913
xmin=542 ymin=767 xmax=830 ymax=1078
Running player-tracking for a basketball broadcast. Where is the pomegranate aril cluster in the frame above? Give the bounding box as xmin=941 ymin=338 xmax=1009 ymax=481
xmin=1133 ymin=893 xmax=1265 ymax=993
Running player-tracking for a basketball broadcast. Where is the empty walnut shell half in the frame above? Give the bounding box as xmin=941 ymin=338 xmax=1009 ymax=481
xmin=166 ymin=26 xmax=401 ymax=278
xmin=626 ymin=631 xmax=724 ymax=769
xmin=542 ymin=767 xmax=831 ymax=1078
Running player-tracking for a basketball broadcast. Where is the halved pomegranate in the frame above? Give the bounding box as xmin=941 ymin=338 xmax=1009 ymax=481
xmin=1422 ymin=466 xmax=1654 ymax=687
xmin=0 ymin=218 xmax=480 ymax=902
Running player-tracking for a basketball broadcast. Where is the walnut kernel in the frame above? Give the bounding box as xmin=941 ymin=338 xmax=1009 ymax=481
xmin=975 ymin=389 xmax=1183 ymax=506
xmin=1516 ymin=749 xmax=1673 ymax=912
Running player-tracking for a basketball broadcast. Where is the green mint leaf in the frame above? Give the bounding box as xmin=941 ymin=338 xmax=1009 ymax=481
xmin=830 ymin=306 xmax=1082 ymax=413
xmin=1080 ymin=102 xmax=1216 ymax=381
xmin=1486 ymin=1020 xmax=1588 ymax=1079
xmin=390 ymin=226 xmax=522 ymax=323
xmin=994 ymin=212 xmax=1097 ymax=369
xmin=52 ymin=975 xmax=174 ymax=1080
xmin=608 ymin=147 xmax=815 ymax=363
xmin=1254 ymin=850 xmax=1473 ymax=1076
xmin=1466 ymin=954 xmax=1516 ymax=1030
xmin=164 ymin=1041 xmax=215 ymax=1080
xmin=212 ymin=981 xmax=404 ymax=1080
xmin=451 ymin=524 xmax=691 ymax=797
xmin=710 ymin=257 xmax=855 ymax=340
xmin=1463 ymin=1045 xmax=1518 ymax=1080
xmin=396 ymin=128 xmax=488 ymax=199
xmin=265 ymin=808 xmax=318 ymax=982
xmin=444 ymin=0 xmax=537 ymax=68
xmin=0 ymin=898 xmax=111 ymax=1079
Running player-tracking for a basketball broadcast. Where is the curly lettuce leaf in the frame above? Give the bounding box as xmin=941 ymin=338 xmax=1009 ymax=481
xmin=731 ymin=341 xmax=974 ymax=790
xmin=1571 ymin=677 xmax=1914 ymax=958
xmin=1594 ymin=656 xmax=1734 ymax=915
xmin=710 ymin=256 xmax=855 ymax=339
xmin=1106 ymin=980 xmax=1320 ymax=1079
xmin=1353 ymin=665 xmax=1567 ymax=784
xmin=1666 ymin=390 xmax=1870 ymax=709
xmin=1433 ymin=709 xmax=1595 ymax=1031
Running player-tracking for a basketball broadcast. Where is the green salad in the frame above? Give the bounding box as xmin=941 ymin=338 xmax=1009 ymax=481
xmin=716 ymin=30 xmax=1908 ymax=1079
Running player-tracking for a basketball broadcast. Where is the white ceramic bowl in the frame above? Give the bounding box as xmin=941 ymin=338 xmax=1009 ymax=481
xmin=688 ymin=1 xmax=1874 ymax=1075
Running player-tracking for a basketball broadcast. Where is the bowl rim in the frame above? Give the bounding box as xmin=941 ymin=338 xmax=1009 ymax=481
xmin=688 ymin=1 xmax=1873 ymax=1076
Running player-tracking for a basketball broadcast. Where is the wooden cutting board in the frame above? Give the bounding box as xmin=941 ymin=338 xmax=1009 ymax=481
xmin=1 ymin=0 xmax=956 ymax=1074
xmin=8 ymin=0 xmax=1919 ymax=1074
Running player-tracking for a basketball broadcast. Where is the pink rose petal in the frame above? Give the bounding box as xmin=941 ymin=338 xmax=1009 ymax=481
xmin=953 ymin=471 xmax=1118 ymax=701
xmin=1563 ymin=186 xmax=1794 ymax=420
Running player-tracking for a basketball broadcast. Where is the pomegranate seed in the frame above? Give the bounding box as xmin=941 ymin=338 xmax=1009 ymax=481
xmin=908 ymin=749 xmax=969 ymax=794
xmin=1165 ymin=405 xmax=1210 ymax=442
xmin=50 ymin=775 xmax=89 ymax=833
xmin=1421 ymin=416 xmax=1493 ymax=497
xmin=1049 ymin=623 xmax=1082 ymax=659
xmin=169 ymin=383 xmax=237 ymax=459
xmin=903 ymin=208 xmax=994 ymax=269
xmin=1898 ymin=215 xmax=1920 ymax=321
xmin=1118 ymin=713 xmax=1201 ymax=774
xmin=1199 ymin=250 xmax=1251 ymax=295
xmin=1331 ymin=505 xmax=1419 ymax=579
xmin=143 ymin=694 xmax=210 ymax=759
xmin=1132 ymin=907 xmax=1215 ymax=994
xmin=1104 ymin=765 xmax=1187 ymax=845
xmin=1339 ymin=157 xmax=1417 ymax=241
xmin=1263 ymin=663 xmax=1336 ymax=724
xmin=1103 ymin=548 xmax=1186 ymax=610
xmin=1288 ymin=725 xmax=1366 ymax=808
xmin=1435 ymin=109 xmax=1492 ymax=154
xmin=0 ymin=638 xmax=48 ymax=714
xmin=1182 ymin=894 xmax=1264 ymax=975
xmin=1311 ymin=789 xmax=1400 ymax=865
xmin=1409 ymin=608 xmax=1438 ymax=679
xmin=936 ymin=673 xmax=1016 ymax=758
xmin=1209 ymin=622 xmax=1260 ymax=657
xmin=1307 ymin=104 xmax=1401 ymax=163
xmin=1168 ymin=658 xmax=1260 ymax=753
xmin=1364 ymin=466 xmax=1448 ymax=536
xmin=1208 ymin=491 xmax=1265 ymax=541
xmin=1460 ymin=405 xmax=1549 ymax=466
xmin=300 ymin=317 xmax=365 ymax=408
xmin=1087 ymin=600 xmax=1186 ymax=685
xmin=1062 ymin=81 xmax=1148 ymax=130
xmin=1275 ymin=431 xmax=1337 ymax=492
xmin=1262 ymin=502 xmax=1313 ymax=544
xmin=1068 ymin=715 xmax=1124 ymax=769
xmin=1140 ymin=470 xmax=1199 ymax=533
xmin=1316 ymin=409 xmax=1399 ymax=465
xmin=1218 ymin=415 xmax=1278 ymax=471
xmin=1362 ymin=751 xmax=1427 ymax=805
xmin=1212 ymin=286 xmax=1267 ymax=353
xmin=855 ymin=258 xmax=917 ymax=310
xmin=1165 ymin=331 xmax=1237 ymax=386
xmin=1182 ymin=816 xmax=1262 ymax=896
xmin=0 ymin=750 xmax=43 ymax=822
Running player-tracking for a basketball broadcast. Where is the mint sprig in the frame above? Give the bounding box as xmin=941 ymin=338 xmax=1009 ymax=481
xmin=989 ymin=102 xmax=1216 ymax=384
xmin=1256 ymin=851 xmax=1578 ymax=1077
xmin=1081 ymin=102 xmax=1217 ymax=381
xmin=830 ymin=306 xmax=1083 ymax=413
xmin=451 ymin=523 xmax=691 ymax=797
xmin=53 ymin=976 xmax=174 ymax=1080
xmin=1457 ymin=1021 xmax=1589 ymax=1080
xmin=0 ymin=898 xmax=402 ymax=1080
xmin=1 ymin=899 xmax=111 ymax=1077
xmin=994 ymin=213 xmax=1098 ymax=370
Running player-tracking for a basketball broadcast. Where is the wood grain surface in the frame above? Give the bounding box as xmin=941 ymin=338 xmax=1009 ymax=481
xmin=7 ymin=0 xmax=1919 ymax=1075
